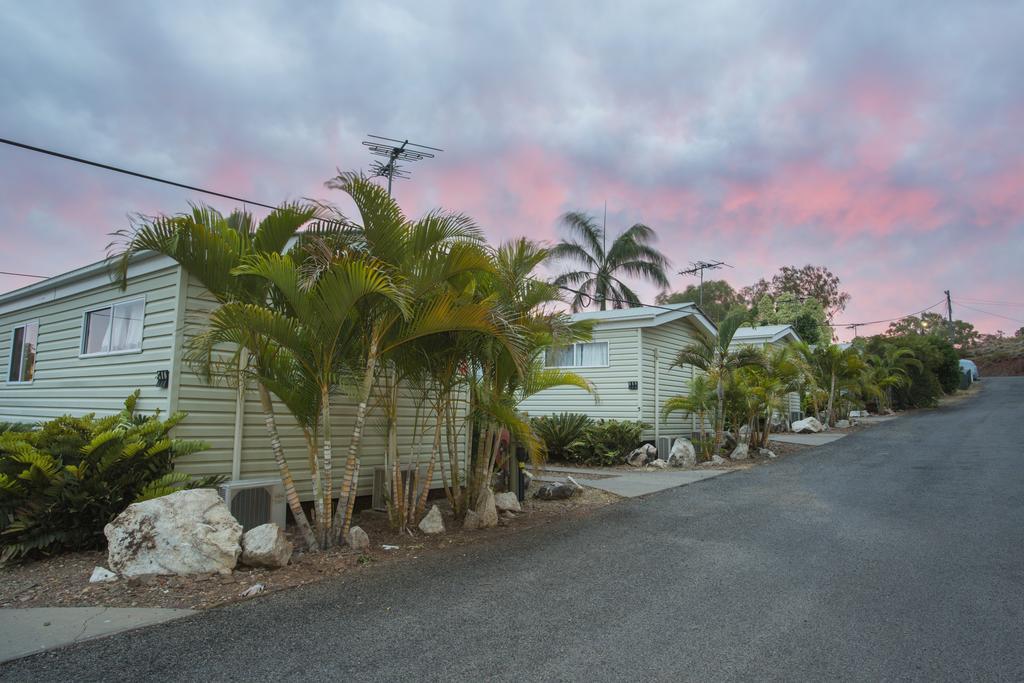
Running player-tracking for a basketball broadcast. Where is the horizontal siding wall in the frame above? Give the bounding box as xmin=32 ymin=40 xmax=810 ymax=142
xmin=0 ymin=265 xmax=179 ymax=423
xmin=171 ymin=276 xmax=468 ymax=500
xmin=641 ymin=319 xmax=701 ymax=442
xmin=519 ymin=327 xmax=640 ymax=423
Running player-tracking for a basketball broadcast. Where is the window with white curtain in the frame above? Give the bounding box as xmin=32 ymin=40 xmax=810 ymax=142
xmin=544 ymin=341 xmax=609 ymax=368
xmin=8 ymin=321 xmax=38 ymax=382
xmin=81 ymin=299 xmax=145 ymax=355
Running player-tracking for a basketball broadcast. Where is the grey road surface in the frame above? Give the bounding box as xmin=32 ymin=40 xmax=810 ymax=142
xmin=3 ymin=378 xmax=1022 ymax=682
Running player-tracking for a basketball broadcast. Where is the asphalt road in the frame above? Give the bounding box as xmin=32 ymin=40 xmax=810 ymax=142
xmin=3 ymin=378 xmax=1023 ymax=682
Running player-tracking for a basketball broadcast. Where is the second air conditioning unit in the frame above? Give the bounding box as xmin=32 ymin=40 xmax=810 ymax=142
xmin=219 ymin=478 xmax=287 ymax=531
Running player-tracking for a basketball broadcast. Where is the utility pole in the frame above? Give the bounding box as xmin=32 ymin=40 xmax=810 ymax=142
xmin=945 ymin=289 xmax=955 ymax=344
xmin=362 ymin=134 xmax=443 ymax=196
xmin=678 ymin=260 xmax=732 ymax=308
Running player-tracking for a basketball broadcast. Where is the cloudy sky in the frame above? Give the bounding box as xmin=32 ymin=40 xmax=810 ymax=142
xmin=2 ymin=1 xmax=1023 ymax=338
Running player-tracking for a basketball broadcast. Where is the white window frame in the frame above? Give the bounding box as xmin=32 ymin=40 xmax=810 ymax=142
xmin=543 ymin=341 xmax=610 ymax=369
xmin=79 ymin=296 xmax=147 ymax=358
xmin=7 ymin=319 xmax=39 ymax=385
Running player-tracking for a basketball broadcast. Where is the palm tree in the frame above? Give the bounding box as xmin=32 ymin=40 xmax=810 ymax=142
xmin=662 ymin=373 xmax=715 ymax=459
xmin=812 ymin=344 xmax=865 ymax=426
xmin=550 ymin=211 xmax=669 ymax=312
xmin=111 ymin=203 xmax=323 ymax=549
xmin=863 ymin=347 xmax=921 ymax=412
xmin=673 ymin=313 xmax=763 ymax=456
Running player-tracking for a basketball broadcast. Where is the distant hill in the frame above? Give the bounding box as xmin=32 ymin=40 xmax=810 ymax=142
xmin=965 ymin=336 xmax=1024 ymax=376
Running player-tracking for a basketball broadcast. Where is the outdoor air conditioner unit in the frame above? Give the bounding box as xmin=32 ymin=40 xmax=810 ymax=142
xmin=657 ymin=436 xmax=674 ymax=459
xmin=219 ymin=478 xmax=287 ymax=531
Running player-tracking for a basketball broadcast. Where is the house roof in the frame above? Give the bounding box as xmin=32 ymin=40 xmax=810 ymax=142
xmin=731 ymin=324 xmax=802 ymax=345
xmin=570 ymin=302 xmax=718 ymax=337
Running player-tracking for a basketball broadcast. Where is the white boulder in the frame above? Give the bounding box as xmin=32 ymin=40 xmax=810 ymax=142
xmin=649 ymin=458 xmax=668 ymax=469
xmin=626 ymin=443 xmax=657 ymax=467
xmin=241 ymin=523 xmax=293 ymax=568
xmin=89 ymin=566 xmax=118 ymax=583
xmin=463 ymin=509 xmax=481 ymax=530
xmin=475 ymin=489 xmax=499 ymax=528
xmin=711 ymin=454 xmax=728 ymax=466
xmin=730 ymin=443 xmax=749 ymax=461
xmin=668 ymin=438 xmax=697 ymax=467
xmin=347 ymin=526 xmax=370 ymax=552
xmin=418 ymin=505 xmax=446 ymax=535
xmin=104 ymin=489 xmax=242 ymax=578
xmin=758 ymin=448 xmax=778 ymax=459
xmin=792 ymin=417 xmax=824 ymax=434
xmin=494 ymin=491 xmax=522 ymax=513
xmin=835 ymin=419 xmax=851 ymax=429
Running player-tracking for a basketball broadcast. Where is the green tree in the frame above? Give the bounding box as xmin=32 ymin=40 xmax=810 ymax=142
xmin=672 ymin=312 xmax=763 ymax=456
xmin=743 ymin=265 xmax=850 ymax=320
xmin=655 ymin=280 xmax=745 ymax=322
xmin=886 ymin=312 xmax=979 ymax=351
xmin=550 ymin=211 xmax=669 ymax=311
xmin=752 ymin=293 xmax=831 ymax=345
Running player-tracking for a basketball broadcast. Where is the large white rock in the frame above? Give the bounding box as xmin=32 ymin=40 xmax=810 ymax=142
xmin=626 ymin=443 xmax=657 ymax=467
xmin=730 ymin=443 xmax=750 ymax=461
xmin=792 ymin=417 xmax=824 ymax=434
xmin=105 ymin=489 xmax=242 ymax=578
xmin=347 ymin=526 xmax=370 ymax=552
xmin=241 ymin=523 xmax=293 ymax=568
xmin=668 ymin=438 xmax=697 ymax=467
xmin=418 ymin=505 xmax=446 ymax=534
xmin=475 ymin=489 xmax=498 ymax=528
xmin=649 ymin=458 xmax=668 ymax=469
xmin=494 ymin=491 xmax=522 ymax=513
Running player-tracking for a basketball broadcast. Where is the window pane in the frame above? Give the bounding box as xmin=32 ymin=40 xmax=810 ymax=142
xmin=109 ymin=300 xmax=144 ymax=351
xmin=544 ymin=345 xmax=575 ymax=367
xmin=8 ymin=325 xmax=24 ymax=381
xmin=83 ymin=308 xmax=112 ymax=354
xmin=578 ymin=342 xmax=608 ymax=366
xmin=20 ymin=322 xmax=37 ymax=381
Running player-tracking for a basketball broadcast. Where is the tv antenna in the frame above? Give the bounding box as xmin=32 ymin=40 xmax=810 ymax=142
xmin=362 ymin=134 xmax=443 ymax=196
xmin=678 ymin=260 xmax=732 ymax=307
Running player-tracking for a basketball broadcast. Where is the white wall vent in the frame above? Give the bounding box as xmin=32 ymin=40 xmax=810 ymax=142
xmin=219 ymin=478 xmax=286 ymax=531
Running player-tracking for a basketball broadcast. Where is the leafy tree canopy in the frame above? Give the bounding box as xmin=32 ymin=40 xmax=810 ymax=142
xmin=655 ymin=279 xmax=745 ymax=322
xmin=742 ymin=265 xmax=850 ymax=320
xmin=751 ymin=293 xmax=832 ymax=345
xmin=885 ymin=312 xmax=980 ymax=351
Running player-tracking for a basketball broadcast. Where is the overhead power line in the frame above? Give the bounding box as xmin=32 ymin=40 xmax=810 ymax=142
xmin=0 ymin=270 xmax=47 ymax=279
xmin=954 ymin=301 xmax=1024 ymax=325
xmin=0 ymin=136 xmax=277 ymax=210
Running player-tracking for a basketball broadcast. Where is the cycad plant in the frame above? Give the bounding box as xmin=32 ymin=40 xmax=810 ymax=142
xmin=673 ymin=313 xmax=763 ymax=456
xmin=550 ymin=211 xmax=670 ymax=311
xmin=0 ymin=391 xmax=216 ymax=563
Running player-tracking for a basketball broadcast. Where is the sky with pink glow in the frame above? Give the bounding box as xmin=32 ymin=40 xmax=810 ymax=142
xmin=2 ymin=2 xmax=1023 ymax=339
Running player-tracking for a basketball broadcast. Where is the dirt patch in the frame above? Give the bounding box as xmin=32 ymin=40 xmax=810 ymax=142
xmin=0 ymin=487 xmax=619 ymax=611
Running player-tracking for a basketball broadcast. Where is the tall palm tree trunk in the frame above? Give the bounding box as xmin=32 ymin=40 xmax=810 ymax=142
xmin=320 ymin=385 xmax=333 ymax=546
xmin=826 ymin=372 xmax=837 ymax=426
xmin=715 ymin=378 xmax=725 ymax=456
xmin=257 ymin=383 xmax=318 ymax=550
xmin=334 ymin=338 xmax=379 ymax=543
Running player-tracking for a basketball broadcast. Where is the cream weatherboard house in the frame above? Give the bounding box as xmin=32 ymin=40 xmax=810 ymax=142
xmin=0 ymin=251 xmax=461 ymax=507
xmin=518 ymin=303 xmax=718 ymax=452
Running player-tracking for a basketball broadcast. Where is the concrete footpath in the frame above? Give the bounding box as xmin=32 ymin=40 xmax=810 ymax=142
xmin=0 ymin=607 xmax=194 ymax=663
xmin=538 ymin=465 xmax=730 ymax=497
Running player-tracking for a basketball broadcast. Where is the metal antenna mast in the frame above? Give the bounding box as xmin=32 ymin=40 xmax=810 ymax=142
xmin=362 ymin=134 xmax=443 ymax=196
xmin=678 ymin=260 xmax=732 ymax=307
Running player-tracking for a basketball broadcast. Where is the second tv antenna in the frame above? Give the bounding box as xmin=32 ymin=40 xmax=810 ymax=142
xmin=678 ymin=260 xmax=732 ymax=307
xmin=362 ymin=134 xmax=443 ymax=196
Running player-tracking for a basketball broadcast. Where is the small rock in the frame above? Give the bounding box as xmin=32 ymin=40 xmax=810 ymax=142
xmin=494 ymin=491 xmax=522 ymax=513
xmin=730 ymin=443 xmax=749 ymax=461
xmin=347 ymin=526 xmax=370 ymax=552
xmin=566 ymin=476 xmax=584 ymax=491
xmin=835 ymin=419 xmax=851 ymax=429
xmin=722 ymin=431 xmax=738 ymax=451
xmin=241 ymin=523 xmax=293 ymax=569
xmin=240 ymin=583 xmax=265 ymax=598
xmin=668 ymin=438 xmax=697 ymax=467
xmin=534 ymin=482 xmax=577 ymax=500
xmin=475 ymin=489 xmax=499 ymax=529
xmin=649 ymin=458 xmax=668 ymax=469
xmin=711 ymin=455 xmax=728 ymax=466
xmin=89 ymin=566 xmax=118 ymax=584
xmin=418 ymin=505 xmax=446 ymax=535
xmin=758 ymin=448 xmax=778 ymax=459
xmin=381 ymin=544 xmax=400 ymax=551
xmin=463 ymin=509 xmax=481 ymax=530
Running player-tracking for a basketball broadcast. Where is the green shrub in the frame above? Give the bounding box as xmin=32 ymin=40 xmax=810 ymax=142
xmin=0 ymin=391 xmax=218 ymax=563
xmin=532 ymin=413 xmax=592 ymax=461
xmin=565 ymin=419 xmax=648 ymax=466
